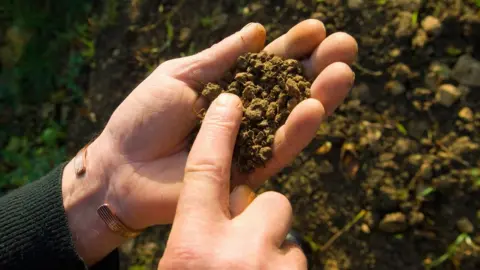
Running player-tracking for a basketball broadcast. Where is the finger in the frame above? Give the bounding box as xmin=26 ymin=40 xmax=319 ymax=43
xmin=302 ymin=32 xmax=358 ymax=78
xmin=277 ymin=242 xmax=308 ymax=270
xmin=310 ymin=62 xmax=354 ymax=116
xmin=161 ymin=23 xmax=266 ymax=88
xmin=236 ymin=191 xmax=293 ymax=247
xmin=264 ymin=19 xmax=326 ymax=60
xmin=178 ymin=93 xmax=243 ymax=221
xmin=229 ymin=185 xmax=256 ymax=217
xmin=242 ymin=98 xmax=325 ymax=188
xmin=240 ymin=63 xmax=353 ymax=188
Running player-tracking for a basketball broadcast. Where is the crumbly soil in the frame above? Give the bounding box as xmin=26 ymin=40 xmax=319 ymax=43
xmin=192 ymin=52 xmax=310 ymax=173
xmin=67 ymin=1 xmax=480 ymax=269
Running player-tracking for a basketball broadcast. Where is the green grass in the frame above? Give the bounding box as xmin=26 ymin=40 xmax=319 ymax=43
xmin=0 ymin=0 xmax=102 ymax=191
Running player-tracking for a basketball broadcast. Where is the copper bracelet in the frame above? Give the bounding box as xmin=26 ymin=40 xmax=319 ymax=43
xmin=97 ymin=204 xmax=143 ymax=238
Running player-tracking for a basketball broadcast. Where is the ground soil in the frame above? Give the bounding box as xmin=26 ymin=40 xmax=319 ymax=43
xmin=67 ymin=0 xmax=480 ymax=269
xmin=194 ymin=51 xmax=311 ymax=172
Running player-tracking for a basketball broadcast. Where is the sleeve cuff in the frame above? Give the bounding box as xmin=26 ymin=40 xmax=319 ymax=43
xmin=0 ymin=162 xmax=119 ymax=270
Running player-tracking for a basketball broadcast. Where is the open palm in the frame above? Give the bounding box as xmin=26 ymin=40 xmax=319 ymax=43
xmin=94 ymin=20 xmax=357 ymax=229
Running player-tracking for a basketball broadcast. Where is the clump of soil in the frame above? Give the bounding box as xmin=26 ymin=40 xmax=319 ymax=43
xmin=194 ymin=52 xmax=311 ymax=173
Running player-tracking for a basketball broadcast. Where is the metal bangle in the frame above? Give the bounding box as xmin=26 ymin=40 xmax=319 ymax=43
xmin=97 ymin=204 xmax=143 ymax=238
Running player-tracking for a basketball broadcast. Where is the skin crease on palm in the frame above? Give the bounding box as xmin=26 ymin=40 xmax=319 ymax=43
xmin=91 ymin=19 xmax=358 ymax=229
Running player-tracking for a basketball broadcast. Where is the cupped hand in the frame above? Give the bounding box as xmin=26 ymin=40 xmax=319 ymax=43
xmin=159 ymin=93 xmax=306 ymax=270
xmin=92 ymin=20 xmax=357 ymax=229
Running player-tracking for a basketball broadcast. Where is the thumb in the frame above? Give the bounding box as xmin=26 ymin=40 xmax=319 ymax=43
xmin=159 ymin=23 xmax=266 ymax=88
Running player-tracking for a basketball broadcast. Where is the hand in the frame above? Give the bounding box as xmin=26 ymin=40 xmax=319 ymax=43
xmin=88 ymin=20 xmax=357 ymax=229
xmin=158 ymin=93 xmax=306 ymax=270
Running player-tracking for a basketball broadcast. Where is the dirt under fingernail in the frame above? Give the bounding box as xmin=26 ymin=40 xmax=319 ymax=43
xmin=189 ymin=52 xmax=312 ymax=173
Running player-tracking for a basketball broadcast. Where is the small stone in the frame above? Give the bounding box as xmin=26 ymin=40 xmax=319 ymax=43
xmin=347 ymin=0 xmax=363 ymax=10
xmin=394 ymin=138 xmax=414 ymax=155
xmin=389 ymin=48 xmax=401 ymax=58
xmin=394 ymin=12 xmax=416 ymax=38
xmin=421 ymin=16 xmax=442 ymax=36
xmin=385 ymin=80 xmax=406 ymax=96
xmin=324 ymin=259 xmax=339 ymax=270
xmin=379 ymin=212 xmax=408 ymax=233
xmin=412 ymin=29 xmax=428 ymax=48
xmin=351 ymin=83 xmax=373 ymax=102
xmin=457 ymin=217 xmax=474 ymax=233
xmin=310 ymin=12 xmax=326 ymax=21
xmin=458 ymin=107 xmax=473 ymax=121
xmin=409 ymin=211 xmax=425 ymax=226
xmin=435 ymin=84 xmax=461 ymax=107
xmin=452 ymin=55 xmax=480 ymax=87
xmin=361 ymin=223 xmax=371 ymax=234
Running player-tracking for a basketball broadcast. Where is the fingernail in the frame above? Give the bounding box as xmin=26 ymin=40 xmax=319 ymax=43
xmin=215 ymin=93 xmax=238 ymax=106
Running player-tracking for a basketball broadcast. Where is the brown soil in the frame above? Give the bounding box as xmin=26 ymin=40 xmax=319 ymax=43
xmin=193 ymin=52 xmax=310 ymax=172
xmin=66 ymin=0 xmax=480 ymax=269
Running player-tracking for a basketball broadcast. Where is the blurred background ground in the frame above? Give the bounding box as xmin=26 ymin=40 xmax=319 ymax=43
xmin=1 ymin=0 xmax=480 ymax=269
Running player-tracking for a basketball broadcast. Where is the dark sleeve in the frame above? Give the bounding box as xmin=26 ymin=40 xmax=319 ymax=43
xmin=0 ymin=162 xmax=119 ymax=270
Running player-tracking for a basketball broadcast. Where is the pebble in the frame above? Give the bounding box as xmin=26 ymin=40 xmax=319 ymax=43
xmin=361 ymin=223 xmax=371 ymax=234
xmin=457 ymin=217 xmax=474 ymax=233
xmin=310 ymin=12 xmax=326 ymax=21
xmin=394 ymin=138 xmax=411 ymax=155
xmin=324 ymin=259 xmax=339 ymax=270
xmin=421 ymin=16 xmax=442 ymax=36
xmin=412 ymin=29 xmax=428 ymax=48
xmin=409 ymin=211 xmax=425 ymax=226
xmin=347 ymin=0 xmax=364 ymax=10
xmin=458 ymin=107 xmax=473 ymax=121
xmin=385 ymin=80 xmax=406 ymax=96
xmin=452 ymin=55 xmax=480 ymax=87
xmin=435 ymin=84 xmax=461 ymax=107
xmin=379 ymin=212 xmax=408 ymax=233
xmin=351 ymin=83 xmax=374 ymax=103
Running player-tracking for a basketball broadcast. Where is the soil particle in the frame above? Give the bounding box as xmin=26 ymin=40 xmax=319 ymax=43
xmin=350 ymin=83 xmax=373 ymax=103
xmin=408 ymin=211 xmax=425 ymax=226
xmin=393 ymin=12 xmax=417 ymax=38
xmin=458 ymin=107 xmax=474 ymax=121
xmin=347 ymin=0 xmax=363 ymax=10
xmin=452 ymin=55 xmax=480 ymax=87
xmin=196 ymin=52 xmax=310 ymax=173
xmin=324 ymin=259 xmax=339 ymax=270
xmin=379 ymin=212 xmax=408 ymax=233
xmin=435 ymin=84 xmax=461 ymax=107
xmin=385 ymin=80 xmax=406 ymax=96
xmin=421 ymin=16 xmax=442 ymax=36
xmin=412 ymin=29 xmax=428 ymax=48
xmin=457 ymin=217 xmax=474 ymax=233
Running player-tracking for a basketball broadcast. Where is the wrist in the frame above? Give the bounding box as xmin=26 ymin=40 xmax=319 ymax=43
xmin=62 ymin=135 xmax=125 ymax=265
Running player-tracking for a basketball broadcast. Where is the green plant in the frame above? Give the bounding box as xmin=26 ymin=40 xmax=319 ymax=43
xmin=425 ymin=233 xmax=469 ymax=269
xmin=0 ymin=122 xmax=66 ymax=190
xmin=0 ymin=0 xmax=93 ymax=104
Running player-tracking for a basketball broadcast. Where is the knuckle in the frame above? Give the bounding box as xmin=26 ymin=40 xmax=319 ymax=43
xmin=184 ymin=161 xmax=227 ymax=185
xmin=203 ymin=115 xmax=238 ymax=133
xmin=159 ymin=246 xmax=202 ymax=269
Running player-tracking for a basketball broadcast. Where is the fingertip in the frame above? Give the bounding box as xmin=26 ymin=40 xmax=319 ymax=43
xmin=311 ymin=62 xmax=354 ymax=115
xmin=241 ymin=22 xmax=267 ymax=52
xmin=214 ymin=92 xmax=242 ymax=108
xmin=264 ymin=19 xmax=326 ymax=59
xmin=305 ymin=32 xmax=358 ymax=77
